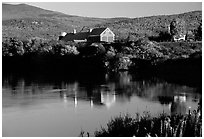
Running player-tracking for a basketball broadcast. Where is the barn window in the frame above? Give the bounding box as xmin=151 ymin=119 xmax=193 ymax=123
xmin=108 ymin=36 xmax=113 ymax=42
xmin=102 ymin=36 xmax=108 ymax=42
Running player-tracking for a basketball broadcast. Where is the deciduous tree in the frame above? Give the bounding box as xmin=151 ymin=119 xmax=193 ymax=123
xmin=170 ymin=18 xmax=186 ymax=38
xmin=195 ymin=23 xmax=202 ymax=41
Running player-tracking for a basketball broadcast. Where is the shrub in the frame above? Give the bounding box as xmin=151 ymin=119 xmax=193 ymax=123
xmin=149 ymin=30 xmax=171 ymax=42
xmin=2 ymin=38 xmax=80 ymax=56
xmin=78 ymin=43 xmax=105 ymax=57
xmin=2 ymin=38 xmax=24 ymax=56
xmin=194 ymin=23 xmax=202 ymax=41
xmin=61 ymin=45 xmax=79 ymax=55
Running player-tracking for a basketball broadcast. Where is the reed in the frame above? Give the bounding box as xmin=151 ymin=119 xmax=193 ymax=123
xmin=94 ymin=108 xmax=202 ymax=137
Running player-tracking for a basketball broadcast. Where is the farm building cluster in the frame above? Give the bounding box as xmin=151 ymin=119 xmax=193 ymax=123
xmin=59 ymin=27 xmax=115 ymax=43
xmin=59 ymin=25 xmax=196 ymax=43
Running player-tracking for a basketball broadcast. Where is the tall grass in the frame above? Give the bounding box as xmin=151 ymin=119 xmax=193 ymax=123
xmin=94 ymin=108 xmax=202 ymax=137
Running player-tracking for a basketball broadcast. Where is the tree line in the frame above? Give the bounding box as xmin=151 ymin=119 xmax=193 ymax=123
xmin=2 ymin=37 xmax=79 ymax=57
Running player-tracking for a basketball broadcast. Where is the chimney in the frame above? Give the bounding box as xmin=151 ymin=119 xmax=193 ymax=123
xmin=89 ymin=28 xmax=93 ymax=32
xmin=168 ymin=25 xmax=171 ymax=34
xmin=73 ymin=29 xmax=76 ymax=34
xmin=61 ymin=32 xmax=67 ymax=36
xmin=59 ymin=32 xmax=67 ymax=40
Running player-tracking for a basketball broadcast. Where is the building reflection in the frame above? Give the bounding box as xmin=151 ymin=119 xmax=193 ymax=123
xmin=101 ymin=91 xmax=116 ymax=108
xmin=64 ymin=84 xmax=117 ymax=109
xmin=170 ymin=95 xmax=187 ymax=115
xmin=74 ymin=96 xmax=78 ymax=108
xmin=61 ymin=79 xmax=196 ymax=111
xmin=3 ymin=71 xmax=201 ymax=111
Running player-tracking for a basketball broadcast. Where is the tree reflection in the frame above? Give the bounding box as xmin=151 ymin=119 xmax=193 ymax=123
xmin=2 ymin=71 xmax=201 ymax=110
xmin=57 ymin=72 xmax=200 ymax=110
xmin=158 ymin=96 xmax=173 ymax=105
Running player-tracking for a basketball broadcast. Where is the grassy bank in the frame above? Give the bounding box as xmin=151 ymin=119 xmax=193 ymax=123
xmin=92 ymin=104 xmax=202 ymax=137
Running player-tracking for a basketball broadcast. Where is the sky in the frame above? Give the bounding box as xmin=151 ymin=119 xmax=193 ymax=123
xmin=4 ymin=1 xmax=202 ymax=18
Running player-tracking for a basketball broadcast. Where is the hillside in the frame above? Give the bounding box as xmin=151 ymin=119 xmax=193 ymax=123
xmin=97 ymin=11 xmax=202 ymax=40
xmin=2 ymin=3 xmax=202 ymax=40
xmin=2 ymin=3 xmax=110 ymax=40
xmin=3 ymin=3 xmax=61 ymax=20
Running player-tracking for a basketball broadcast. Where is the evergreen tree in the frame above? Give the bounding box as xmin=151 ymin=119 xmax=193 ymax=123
xmin=195 ymin=23 xmax=202 ymax=41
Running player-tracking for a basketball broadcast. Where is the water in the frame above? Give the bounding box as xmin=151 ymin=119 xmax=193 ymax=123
xmin=2 ymin=71 xmax=201 ymax=137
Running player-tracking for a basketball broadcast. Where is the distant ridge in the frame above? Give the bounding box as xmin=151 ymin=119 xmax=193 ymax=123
xmin=2 ymin=3 xmax=77 ymax=20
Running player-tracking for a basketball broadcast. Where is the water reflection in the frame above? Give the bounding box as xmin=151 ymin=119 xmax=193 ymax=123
xmin=170 ymin=95 xmax=187 ymax=115
xmin=2 ymin=71 xmax=201 ymax=137
xmin=3 ymin=71 xmax=201 ymax=109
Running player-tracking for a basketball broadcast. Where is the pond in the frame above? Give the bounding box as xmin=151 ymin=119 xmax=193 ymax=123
xmin=2 ymin=71 xmax=201 ymax=137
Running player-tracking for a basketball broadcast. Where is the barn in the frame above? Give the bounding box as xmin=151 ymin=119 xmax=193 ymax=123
xmin=88 ymin=28 xmax=115 ymax=43
xmin=59 ymin=27 xmax=115 ymax=43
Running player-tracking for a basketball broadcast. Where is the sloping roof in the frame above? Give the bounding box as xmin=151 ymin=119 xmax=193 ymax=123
xmin=75 ymin=32 xmax=90 ymax=40
xmin=61 ymin=33 xmax=74 ymax=41
xmin=61 ymin=32 xmax=89 ymax=41
xmin=89 ymin=28 xmax=107 ymax=36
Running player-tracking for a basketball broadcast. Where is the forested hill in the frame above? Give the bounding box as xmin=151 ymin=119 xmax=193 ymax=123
xmin=2 ymin=3 xmax=202 ymax=40
xmin=100 ymin=11 xmax=202 ymax=40
xmin=2 ymin=3 xmax=109 ymax=40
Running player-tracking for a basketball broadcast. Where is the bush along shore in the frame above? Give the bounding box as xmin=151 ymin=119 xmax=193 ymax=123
xmin=3 ymin=37 xmax=202 ymax=77
xmin=79 ymin=101 xmax=201 ymax=137
xmin=3 ymin=37 xmax=202 ymax=88
xmin=2 ymin=38 xmax=202 ymax=66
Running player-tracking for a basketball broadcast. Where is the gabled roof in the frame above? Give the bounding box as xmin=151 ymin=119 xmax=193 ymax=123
xmin=89 ymin=28 xmax=107 ymax=36
xmin=61 ymin=32 xmax=89 ymax=41
xmin=61 ymin=33 xmax=74 ymax=41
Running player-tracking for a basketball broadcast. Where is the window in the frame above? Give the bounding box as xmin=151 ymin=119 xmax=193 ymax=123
xmin=108 ymin=37 xmax=113 ymax=42
xmin=102 ymin=36 xmax=107 ymax=42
